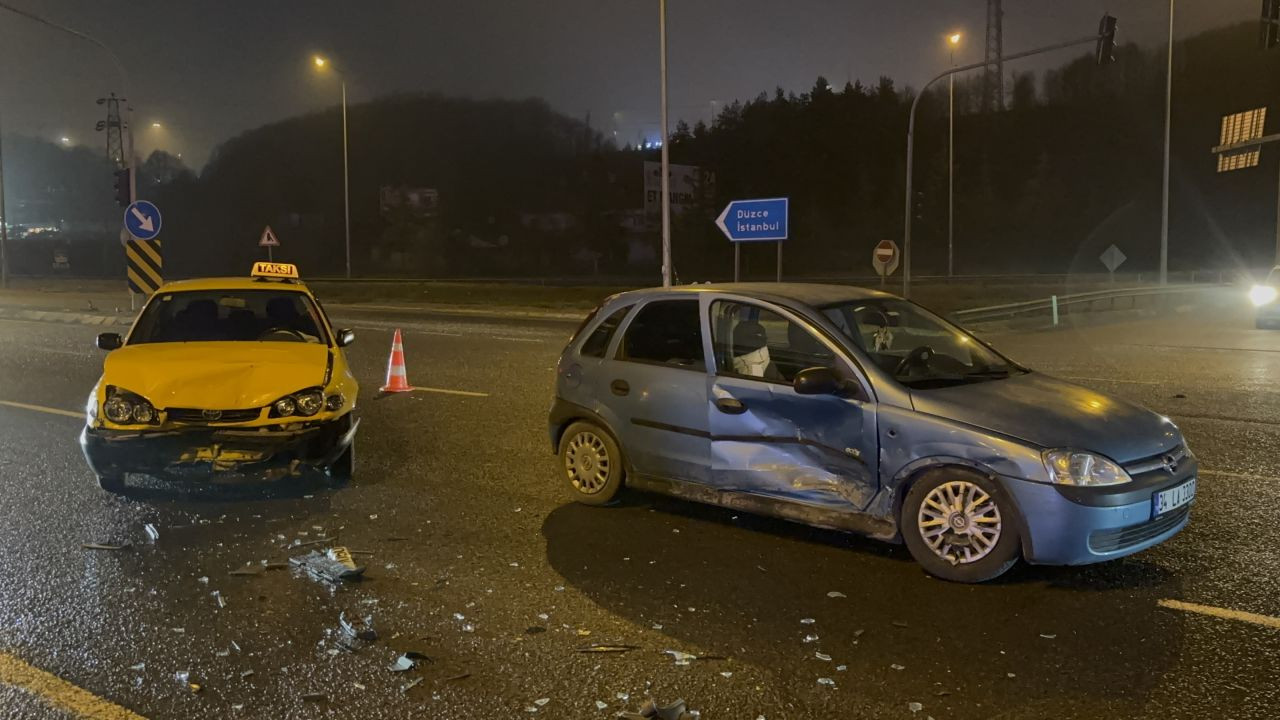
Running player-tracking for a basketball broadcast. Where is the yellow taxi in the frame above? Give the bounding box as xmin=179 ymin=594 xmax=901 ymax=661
xmin=80 ymin=263 xmax=359 ymax=492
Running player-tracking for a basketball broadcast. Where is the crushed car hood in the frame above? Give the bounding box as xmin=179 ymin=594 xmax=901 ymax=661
xmin=910 ymin=372 xmax=1181 ymax=464
xmin=104 ymin=342 xmax=329 ymax=409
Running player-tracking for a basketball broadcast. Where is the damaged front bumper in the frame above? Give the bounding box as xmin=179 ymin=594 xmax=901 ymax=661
xmin=80 ymin=413 xmax=358 ymax=481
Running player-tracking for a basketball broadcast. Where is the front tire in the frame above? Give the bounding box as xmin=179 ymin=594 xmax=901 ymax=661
xmin=328 ymin=441 xmax=354 ymax=486
xmin=558 ymin=421 xmax=624 ymax=505
xmin=96 ymin=473 xmax=125 ymax=494
xmin=901 ymin=469 xmax=1021 ymax=583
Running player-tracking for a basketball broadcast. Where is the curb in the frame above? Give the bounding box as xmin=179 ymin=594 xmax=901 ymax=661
xmin=0 ymin=307 xmax=132 ymax=327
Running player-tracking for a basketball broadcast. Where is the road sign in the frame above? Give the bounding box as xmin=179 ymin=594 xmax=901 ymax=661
xmin=1100 ymin=244 xmax=1127 ymax=273
xmin=123 ymin=200 xmax=161 ymax=241
xmin=259 ymin=226 xmax=280 ymax=247
xmin=715 ymin=197 xmax=789 ymax=242
xmin=872 ymin=239 xmax=901 ymax=277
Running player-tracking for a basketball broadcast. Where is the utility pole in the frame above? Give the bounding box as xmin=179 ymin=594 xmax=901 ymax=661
xmin=0 ymin=113 xmax=8 ymax=289
xmin=1159 ymin=0 xmax=1174 ymax=285
xmin=658 ymin=0 xmax=672 ymax=287
xmin=982 ymin=0 xmax=1004 ymax=113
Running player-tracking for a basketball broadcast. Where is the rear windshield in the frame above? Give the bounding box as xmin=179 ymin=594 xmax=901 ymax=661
xmin=129 ymin=289 xmax=329 ymax=345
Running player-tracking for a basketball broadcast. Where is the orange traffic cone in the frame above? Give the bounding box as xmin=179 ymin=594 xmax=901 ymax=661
xmin=380 ymin=329 xmax=414 ymax=393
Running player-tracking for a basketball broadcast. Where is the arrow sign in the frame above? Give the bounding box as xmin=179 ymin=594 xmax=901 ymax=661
xmin=123 ymin=200 xmax=162 ymax=241
xmin=259 ymin=225 xmax=280 ymax=247
xmin=715 ymin=197 xmax=789 ymax=242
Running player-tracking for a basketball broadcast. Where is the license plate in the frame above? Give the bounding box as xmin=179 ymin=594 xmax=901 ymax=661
xmin=1153 ymin=478 xmax=1196 ymax=516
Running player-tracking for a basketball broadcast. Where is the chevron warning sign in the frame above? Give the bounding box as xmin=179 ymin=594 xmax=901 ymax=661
xmin=126 ymin=238 xmax=163 ymax=295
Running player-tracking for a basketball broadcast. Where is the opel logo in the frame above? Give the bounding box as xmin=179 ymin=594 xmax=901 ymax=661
xmin=202 ymin=409 xmax=223 ymax=421
xmin=1162 ymin=454 xmax=1178 ymax=474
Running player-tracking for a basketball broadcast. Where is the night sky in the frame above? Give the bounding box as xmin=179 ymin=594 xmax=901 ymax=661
xmin=0 ymin=0 xmax=1258 ymax=169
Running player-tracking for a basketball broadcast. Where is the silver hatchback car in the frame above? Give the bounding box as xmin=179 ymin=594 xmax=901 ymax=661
xmin=548 ymin=284 xmax=1195 ymax=582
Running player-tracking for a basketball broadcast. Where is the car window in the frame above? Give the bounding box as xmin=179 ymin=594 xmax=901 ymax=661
xmin=580 ymin=305 xmax=631 ymax=358
xmin=129 ymin=290 xmax=328 ymax=345
xmin=618 ymin=299 xmax=705 ymax=369
xmin=710 ymin=300 xmax=836 ymax=383
xmin=821 ymin=298 xmax=1018 ymax=389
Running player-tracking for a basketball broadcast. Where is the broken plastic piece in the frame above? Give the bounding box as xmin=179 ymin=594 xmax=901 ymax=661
xmin=817 ymin=678 xmax=835 ymax=687
xmin=803 ymin=634 xmax=819 ymax=643
xmin=890 ymin=663 xmax=906 ymax=671
xmin=144 ymin=524 xmax=159 ymax=541
xmin=826 ymin=591 xmax=846 ymax=598
xmin=128 ymin=663 xmax=145 ymax=671
xmin=815 ymin=652 xmax=831 ymax=661
xmin=595 ymin=700 xmax=608 ymax=710
xmin=240 ymin=670 xmax=254 ymax=679
xmin=577 ymin=643 xmax=639 ymax=654
xmin=909 ymin=702 xmax=923 ymax=713
xmin=229 ymin=565 xmax=265 ymax=577
xmin=402 ymin=677 xmax=423 ymax=694
xmin=339 ymin=611 xmax=378 ymax=642
xmin=212 ymin=591 xmax=226 ymax=609
xmin=289 ymin=547 xmax=365 ymax=583
xmin=662 ymin=649 xmax=697 ymax=666
xmin=82 ymin=542 xmax=129 ymax=551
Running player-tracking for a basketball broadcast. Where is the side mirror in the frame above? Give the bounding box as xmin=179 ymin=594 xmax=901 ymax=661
xmin=794 ymin=366 xmax=841 ymax=395
xmin=96 ymin=332 xmax=123 ymax=351
xmin=336 ymin=328 xmax=356 ymax=347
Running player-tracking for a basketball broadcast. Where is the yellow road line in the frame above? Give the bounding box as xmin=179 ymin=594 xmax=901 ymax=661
xmin=410 ymin=386 xmax=490 ymax=398
xmin=0 ymin=400 xmax=81 ymax=419
xmin=1158 ymin=599 xmax=1280 ymax=631
xmin=0 ymin=651 xmax=146 ymax=719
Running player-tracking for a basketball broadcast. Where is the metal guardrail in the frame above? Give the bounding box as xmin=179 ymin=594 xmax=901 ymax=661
xmin=951 ymin=283 xmax=1231 ymax=325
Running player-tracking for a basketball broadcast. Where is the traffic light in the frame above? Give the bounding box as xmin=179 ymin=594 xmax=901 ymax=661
xmin=1264 ymin=0 xmax=1280 ymax=50
xmin=1096 ymin=14 xmax=1118 ymax=65
xmin=113 ymin=168 xmax=131 ymax=207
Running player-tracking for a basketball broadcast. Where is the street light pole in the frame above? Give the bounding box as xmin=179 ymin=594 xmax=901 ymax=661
xmin=1159 ymin=0 xmax=1174 ymax=285
xmin=903 ymin=32 xmax=1107 ymax=298
xmin=658 ymin=0 xmax=672 ymax=287
xmin=948 ymin=47 xmax=956 ymax=278
xmin=0 ymin=113 xmax=8 ymax=289
xmin=341 ymin=80 xmax=351 ymax=279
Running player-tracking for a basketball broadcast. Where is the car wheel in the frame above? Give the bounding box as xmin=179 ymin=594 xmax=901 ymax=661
xmin=96 ymin=473 xmax=126 ymax=494
xmin=901 ymin=469 xmax=1021 ymax=583
xmin=559 ymin=421 xmax=624 ymax=506
xmin=328 ymin=441 xmax=354 ymax=486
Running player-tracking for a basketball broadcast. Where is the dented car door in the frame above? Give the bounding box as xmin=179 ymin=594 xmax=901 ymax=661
xmin=705 ymin=298 xmax=879 ymax=510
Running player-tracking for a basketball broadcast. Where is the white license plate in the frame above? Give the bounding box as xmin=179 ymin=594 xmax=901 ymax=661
xmin=1153 ymin=478 xmax=1196 ymax=516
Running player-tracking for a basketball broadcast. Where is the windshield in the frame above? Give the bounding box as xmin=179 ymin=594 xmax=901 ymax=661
xmin=129 ymin=289 xmax=329 ymax=345
xmin=821 ymin=299 xmax=1020 ymax=389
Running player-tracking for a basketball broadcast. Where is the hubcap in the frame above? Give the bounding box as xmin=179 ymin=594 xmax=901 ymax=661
xmin=918 ymin=480 xmax=1002 ymax=566
xmin=565 ymin=431 xmax=611 ymax=494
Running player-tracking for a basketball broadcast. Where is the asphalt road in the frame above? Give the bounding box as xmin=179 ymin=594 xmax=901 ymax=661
xmin=0 ymin=291 xmax=1277 ymax=719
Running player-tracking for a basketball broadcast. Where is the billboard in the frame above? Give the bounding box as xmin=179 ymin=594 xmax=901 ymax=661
xmin=643 ymin=161 xmax=712 ymax=216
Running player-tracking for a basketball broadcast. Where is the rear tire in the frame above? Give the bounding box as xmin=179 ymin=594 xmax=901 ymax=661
xmin=96 ymin=473 xmax=125 ymax=494
xmin=558 ymin=421 xmax=624 ymax=506
xmin=900 ymin=468 xmax=1021 ymax=583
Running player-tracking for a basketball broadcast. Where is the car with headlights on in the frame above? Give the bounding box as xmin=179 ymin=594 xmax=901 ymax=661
xmin=1250 ymin=266 xmax=1280 ymax=329
xmin=81 ymin=262 xmax=359 ymax=492
xmin=548 ymin=284 xmax=1195 ymax=583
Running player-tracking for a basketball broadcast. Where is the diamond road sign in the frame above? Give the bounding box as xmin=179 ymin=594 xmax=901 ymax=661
xmin=1100 ymin=244 xmax=1127 ymax=273
xmin=715 ymin=197 xmax=789 ymax=242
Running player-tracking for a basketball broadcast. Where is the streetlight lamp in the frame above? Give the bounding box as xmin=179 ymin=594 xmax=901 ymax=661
xmin=947 ymin=31 xmax=961 ymax=279
xmin=312 ymin=54 xmax=351 ymax=279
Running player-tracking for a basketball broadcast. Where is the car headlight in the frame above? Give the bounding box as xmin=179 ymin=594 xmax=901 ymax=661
xmin=273 ymin=396 xmax=297 ymax=417
xmin=1043 ymin=450 xmax=1131 ymax=486
xmin=1249 ymin=284 xmax=1277 ymax=307
xmin=102 ymin=387 xmax=158 ymax=425
xmin=295 ymin=390 xmax=324 ymax=417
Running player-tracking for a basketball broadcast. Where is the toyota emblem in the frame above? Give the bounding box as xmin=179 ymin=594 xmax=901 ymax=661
xmin=202 ymin=409 xmax=223 ymax=421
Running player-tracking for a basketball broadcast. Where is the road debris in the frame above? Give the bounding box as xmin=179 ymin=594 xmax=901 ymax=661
xmin=401 ymin=677 xmax=423 ymax=694
xmin=596 ymin=700 xmax=608 ymax=710
xmin=909 ymin=702 xmax=923 ymax=713
xmin=128 ymin=663 xmax=145 ymax=671
xmin=143 ymin=524 xmax=160 ymax=541
xmin=446 ymin=673 xmax=471 ymax=682
xmin=240 ymin=670 xmax=254 ymax=679
xmin=82 ymin=542 xmax=129 ymax=551
xmin=817 ymin=677 xmax=835 ymax=687
xmin=388 ymin=651 xmax=431 ymax=672
xmin=800 ymin=618 xmax=816 ymax=625
xmin=577 ymin=643 xmax=639 ymax=654
xmin=212 ymin=591 xmax=226 ymax=609
xmin=301 ymin=693 xmax=326 ymax=702
xmin=836 ymin=665 xmax=847 ymax=672
xmin=815 ymin=652 xmax=831 ymax=661
xmin=339 ymin=611 xmax=378 ymax=642
xmin=826 ymin=591 xmax=846 ymax=598
xmin=890 ymin=663 xmax=905 ymax=671
xmin=289 ymin=546 xmax=365 ymax=583
xmin=618 ymin=698 xmax=698 ymax=720
xmin=662 ymin=649 xmax=698 ymax=666
xmin=803 ymin=634 xmax=819 ymax=643
xmin=1039 ymin=633 xmax=1057 ymax=639
xmin=891 ymin=620 xmax=909 ymax=628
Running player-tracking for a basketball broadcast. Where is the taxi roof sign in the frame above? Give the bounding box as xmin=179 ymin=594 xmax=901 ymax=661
xmin=251 ymin=262 xmax=300 ymax=280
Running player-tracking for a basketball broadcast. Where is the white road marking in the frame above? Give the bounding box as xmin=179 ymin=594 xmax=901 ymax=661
xmin=411 ymin=386 xmax=490 ymax=398
xmin=1199 ymin=469 xmax=1280 ymax=482
xmin=1057 ymin=375 xmax=1162 ymax=386
xmin=0 ymin=651 xmax=147 ymax=719
xmin=491 ymin=336 xmax=545 ymax=343
xmin=1158 ymin=599 xmax=1280 ymax=631
xmin=0 ymin=400 xmax=81 ymax=419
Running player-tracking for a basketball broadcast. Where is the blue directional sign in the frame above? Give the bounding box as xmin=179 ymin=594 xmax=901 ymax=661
xmin=715 ymin=197 xmax=789 ymax=242
xmin=123 ymin=200 xmax=162 ymax=241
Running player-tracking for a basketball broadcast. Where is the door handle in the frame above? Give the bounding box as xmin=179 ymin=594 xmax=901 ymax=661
xmin=715 ymin=397 xmax=747 ymax=414
xmin=610 ymin=379 xmax=630 ymax=396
